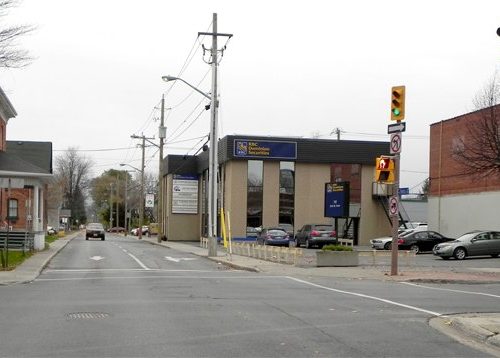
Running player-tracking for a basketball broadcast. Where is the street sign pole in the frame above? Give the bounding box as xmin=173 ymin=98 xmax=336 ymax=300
xmin=389 ymin=85 xmax=405 ymax=276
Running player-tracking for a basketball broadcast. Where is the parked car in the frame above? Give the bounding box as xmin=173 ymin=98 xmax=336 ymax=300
xmin=256 ymin=227 xmax=291 ymax=246
xmin=46 ymin=226 xmax=57 ymax=235
xmin=148 ymin=223 xmax=159 ymax=236
xmin=85 ymin=223 xmax=106 ymax=241
xmin=433 ymin=230 xmax=500 ymax=260
xmin=246 ymin=227 xmax=259 ymax=238
xmin=295 ymin=224 xmax=337 ymax=249
xmin=108 ymin=226 xmax=125 ymax=233
xmin=397 ymin=230 xmax=454 ymax=254
xmin=370 ymin=229 xmax=414 ymax=250
xmin=398 ymin=222 xmax=428 ymax=234
xmin=278 ymin=223 xmax=294 ymax=237
xmin=131 ymin=226 xmax=149 ymax=236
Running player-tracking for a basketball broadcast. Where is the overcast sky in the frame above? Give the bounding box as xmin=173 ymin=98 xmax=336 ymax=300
xmin=2 ymin=0 xmax=500 ymax=191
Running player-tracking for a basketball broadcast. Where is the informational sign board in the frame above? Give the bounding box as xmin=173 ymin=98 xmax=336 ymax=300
xmin=324 ymin=182 xmax=350 ymax=218
xmin=172 ymin=174 xmax=199 ymax=214
xmin=145 ymin=193 xmax=155 ymax=208
xmin=234 ymin=140 xmax=297 ymax=160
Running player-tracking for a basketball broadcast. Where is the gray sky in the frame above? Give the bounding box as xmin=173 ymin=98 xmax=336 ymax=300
xmin=2 ymin=0 xmax=500 ymax=191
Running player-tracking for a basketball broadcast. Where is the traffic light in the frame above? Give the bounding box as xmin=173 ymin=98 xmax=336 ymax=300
xmin=391 ymin=86 xmax=405 ymax=121
xmin=375 ymin=157 xmax=395 ymax=183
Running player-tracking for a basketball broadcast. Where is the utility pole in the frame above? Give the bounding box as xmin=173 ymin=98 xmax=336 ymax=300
xmin=198 ymin=13 xmax=232 ymax=257
xmin=116 ymin=174 xmax=119 ymax=229
xmin=158 ymin=95 xmax=166 ymax=243
xmin=124 ymin=173 xmax=128 ymax=235
xmin=131 ymin=134 xmax=154 ymax=240
xmin=109 ymin=183 xmax=113 ymax=229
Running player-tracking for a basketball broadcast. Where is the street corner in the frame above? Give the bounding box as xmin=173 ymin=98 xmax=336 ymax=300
xmin=383 ymin=270 xmax=500 ymax=284
xmin=429 ymin=313 xmax=500 ymax=357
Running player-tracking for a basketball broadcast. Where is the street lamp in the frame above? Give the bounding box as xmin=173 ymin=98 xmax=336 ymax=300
xmin=120 ymin=163 xmax=145 ymax=240
xmin=162 ymin=74 xmax=219 ymax=257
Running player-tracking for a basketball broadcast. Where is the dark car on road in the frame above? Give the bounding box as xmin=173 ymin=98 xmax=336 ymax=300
xmin=256 ymin=227 xmax=291 ymax=246
xmin=433 ymin=230 xmax=500 ymax=260
xmin=295 ymin=224 xmax=337 ymax=249
xmin=397 ymin=230 xmax=454 ymax=254
xmin=86 ymin=223 xmax=106 ymax=241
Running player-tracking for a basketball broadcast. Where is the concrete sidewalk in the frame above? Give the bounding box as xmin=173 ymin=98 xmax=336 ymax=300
xmin=0 ymin=230 xmax=80 ymax=285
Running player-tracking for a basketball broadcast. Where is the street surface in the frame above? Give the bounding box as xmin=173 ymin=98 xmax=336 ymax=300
xmin=0 ymin=233 xmax=498 ymax=357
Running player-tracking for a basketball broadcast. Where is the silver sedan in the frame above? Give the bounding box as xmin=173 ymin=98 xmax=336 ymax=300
xmin=433 ymin=231 xmax=500 ymax=260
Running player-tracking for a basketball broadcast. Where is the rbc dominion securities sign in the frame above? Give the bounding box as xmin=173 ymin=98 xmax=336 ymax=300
xmin=233 ymin=140 xmax=297 ymax=160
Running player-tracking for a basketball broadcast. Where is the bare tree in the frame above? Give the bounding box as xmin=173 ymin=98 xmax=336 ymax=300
xmin=55 ymin=148 xmax=93 ymax=226
xmin=452 ymin=75 xmax=500 ymax=177
xmin=0 ymin=0 xmax=34 ymax=68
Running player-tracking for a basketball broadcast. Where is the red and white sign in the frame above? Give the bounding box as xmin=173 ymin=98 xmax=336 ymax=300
xmin=390 ymin=133 xmax=402 ymax=154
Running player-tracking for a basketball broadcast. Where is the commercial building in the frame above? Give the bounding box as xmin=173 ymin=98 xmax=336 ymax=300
xmin=159 ymin=135 xmax=396 ymax=245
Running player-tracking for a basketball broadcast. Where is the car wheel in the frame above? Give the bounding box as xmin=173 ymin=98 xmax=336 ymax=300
xmin=295 ymin=239 xmax=301 ymax=248
xmin=491 ymin=254 xmax=499 ymax=258
xmin=410 ymin=244 xmax=420 ymax=254
xmin=384 ymin=242 xmax=391 ymax=250
xmin=86 ymin=237 xmax=89 ymax=240
xmin=102 ymin=237 xmax=105 ymax=241
xmin=305 ymin=239 xmax=311 ymax=249
xmin=453 ymin=247 xmax=467 ymax=260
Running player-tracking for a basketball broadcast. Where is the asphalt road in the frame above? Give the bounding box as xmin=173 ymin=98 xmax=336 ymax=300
xmin=0 ymin=233 xmax=498 ymax=357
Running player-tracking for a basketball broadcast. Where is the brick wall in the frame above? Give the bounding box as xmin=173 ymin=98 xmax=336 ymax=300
xmin=429 ymin=109 xmax=500 ymax=197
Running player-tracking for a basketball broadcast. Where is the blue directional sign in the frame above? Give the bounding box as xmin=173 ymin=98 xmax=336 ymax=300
xmin=324 ymin=182 xmax=350 ymax=218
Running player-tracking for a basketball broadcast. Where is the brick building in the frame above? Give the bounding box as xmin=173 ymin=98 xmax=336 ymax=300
xmin=0 ymin=86 xmax=53 ymax=250
xmin=428 ymin=105 xmax=500 ymax=237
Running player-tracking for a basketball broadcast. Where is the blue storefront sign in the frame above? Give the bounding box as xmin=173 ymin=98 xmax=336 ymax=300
xmin=324 ymin=182 xmax=350 ymax=218
xmin=234 ymin=140 xmax=297 ymax=160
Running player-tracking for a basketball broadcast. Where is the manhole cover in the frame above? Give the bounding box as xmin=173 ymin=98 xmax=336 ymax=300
xmin=66 ymin=312 xmax=110 ymax=320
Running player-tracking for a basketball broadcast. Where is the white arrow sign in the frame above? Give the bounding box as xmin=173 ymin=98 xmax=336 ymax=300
xmin=165 ymin=256 xmax=197 ymax=263
xmin=90 ymin=256 xmax=105 ymax=261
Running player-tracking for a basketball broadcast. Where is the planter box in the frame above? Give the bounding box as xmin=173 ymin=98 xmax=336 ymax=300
xmin=316 ymin=250 xmax=359 ymax=267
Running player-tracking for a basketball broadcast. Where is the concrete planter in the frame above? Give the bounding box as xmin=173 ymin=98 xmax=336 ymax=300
xmin=316 ymin=250 xmax=359 ymax=267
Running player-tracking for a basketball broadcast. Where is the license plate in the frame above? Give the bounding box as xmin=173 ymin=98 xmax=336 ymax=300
xmin=93 ymin=233 xmax=98 ymax=237
xmin=321 ymin=233 xmax=329 ymax=237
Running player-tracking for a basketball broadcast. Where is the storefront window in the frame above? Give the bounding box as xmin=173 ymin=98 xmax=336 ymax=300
xmin=247 ymin=160 xmax=263 ymax=229
xmin=279 ymin=162 xmax=295 ymax=227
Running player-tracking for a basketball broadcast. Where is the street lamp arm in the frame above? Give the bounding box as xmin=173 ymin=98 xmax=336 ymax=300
xmin=162 ymin=75 xmax=211 ymax=100
xmin=120 ymin=163 xmax=142 ymax=173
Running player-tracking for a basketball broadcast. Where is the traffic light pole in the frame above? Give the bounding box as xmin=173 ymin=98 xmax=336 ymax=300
xmin=390 ymin=150 xmax=400 ymax=276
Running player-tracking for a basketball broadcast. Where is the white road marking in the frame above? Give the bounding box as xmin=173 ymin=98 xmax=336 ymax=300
xmin=125 ymin=251 xmax=150 ymax=270
xmin=89 ymin=256 xmax=105 ymax=261
xmin=44 ymin=269 xmax=215 ymax=273
xmin=286 ymin=276 xmax=444 ymax=317
xmin=165 ymin=256 xmax=197 ymax=263
xmin=401 ymin=282 xmax=500 ymax=299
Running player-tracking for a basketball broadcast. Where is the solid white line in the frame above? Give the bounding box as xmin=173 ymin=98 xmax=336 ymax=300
xmin=286 ymin=276 xmax=444 ymax=317
xmin=400 ymin=282 xmax=500 ymax=299
xmin=36 ymin=275 xmax=283 ymax=282
xmin=44 ymin=269 xmax=215 ymax=273
xmin=125 ymin=251 xmax=150 ymax=270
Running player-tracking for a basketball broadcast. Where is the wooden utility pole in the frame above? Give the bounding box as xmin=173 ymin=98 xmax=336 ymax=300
xmin=158 ymin=95 xmax=166 ymax=243
xmin=198 ymin=13 xmax=232 ymax=257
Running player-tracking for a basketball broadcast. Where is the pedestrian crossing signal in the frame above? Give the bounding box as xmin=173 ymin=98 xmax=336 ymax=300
xmin=375 ymin=157 xmax=395 ymax=183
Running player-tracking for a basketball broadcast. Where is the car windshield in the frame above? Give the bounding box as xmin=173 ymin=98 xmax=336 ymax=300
xmin=454 ymin=232 xmax=478 ymax=242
